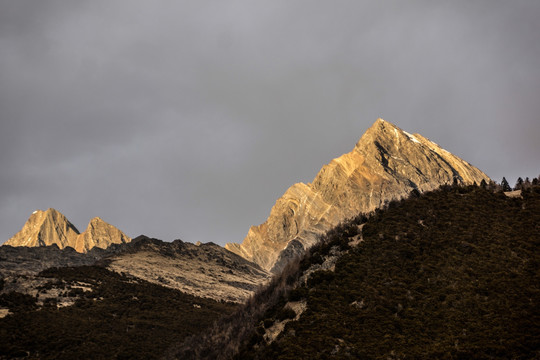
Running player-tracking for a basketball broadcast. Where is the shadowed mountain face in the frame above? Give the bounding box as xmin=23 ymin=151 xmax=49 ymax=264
xmin=0 ymin=244 xmax=107 ymax=277
xmin=226 ymin=119 xmax=490 ymax=272
xmin=4 ymin=209 xmax=131 ymax=253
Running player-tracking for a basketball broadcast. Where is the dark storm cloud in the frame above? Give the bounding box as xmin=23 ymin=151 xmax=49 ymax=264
xmin=1 ymin=1 xmax=539 ymax=245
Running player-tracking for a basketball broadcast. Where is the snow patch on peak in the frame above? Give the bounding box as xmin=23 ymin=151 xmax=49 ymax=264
xmin=403 ymin=131 xmax=421 ymax=144
xmin=32 ymin=211 xmax=38 ymax=214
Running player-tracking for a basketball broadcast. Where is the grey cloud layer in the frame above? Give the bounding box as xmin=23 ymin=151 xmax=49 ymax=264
xmin=1 ymin=0 xmax=539 ymax=245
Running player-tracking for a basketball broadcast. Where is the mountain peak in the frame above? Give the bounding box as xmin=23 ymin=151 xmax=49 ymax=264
xmin=88 ymin=216 xmax=105 ymax=224
xmin=227 ymin=119 xmax=490 ymax=271
xmin=4 ymin=208 xmax=80 ymax=249
xmin=4 ymin=210 xmax=130 ymax=253
xmin=76 ymin=216 xmax=130 ymax=253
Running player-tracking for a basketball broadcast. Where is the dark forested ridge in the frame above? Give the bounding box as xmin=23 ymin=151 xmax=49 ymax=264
xmin=0 ymin=266 xmax=236 ymax=359
xmin=248 ymin=185 xmax=540 ymax=359
xmin=174 ymin=183 xmax=540 ymax=359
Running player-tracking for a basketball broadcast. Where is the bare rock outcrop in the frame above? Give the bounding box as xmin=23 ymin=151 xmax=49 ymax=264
xmin=75 ymin=217 xmax=131 ymax=252
xmin=4 ymin=209 xmax=131 ymax=253
xmin=4 ymin=209 xmax=80 ymax=249
xmin=226 ymin=119 xmax=490 ymax=271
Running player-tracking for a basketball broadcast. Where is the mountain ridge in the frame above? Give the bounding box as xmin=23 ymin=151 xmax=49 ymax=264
xmin=0 ymin=234 xmax=270 ymax=303
xmin=103 ymin=235 xmax=270 ymax=302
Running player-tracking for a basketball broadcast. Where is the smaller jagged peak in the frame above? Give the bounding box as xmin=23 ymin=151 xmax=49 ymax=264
xmin=87 ymin=216 xmax=105 ymax=225
xmin=83 ymin=216 xmax=122 ymax=233
xmin=84 ymin=217 xmax=127 ymax=235
xmin=76 ymin=216 xmax=131 ymax=253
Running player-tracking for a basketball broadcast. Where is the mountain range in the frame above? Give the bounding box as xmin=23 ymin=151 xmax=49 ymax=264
xmin=5 ymin=119 xmax=529 ymax=359
xmin=4 ymin=119 xmax=489 ymax=275
xmin=2 ymin=119 xmax=491 ymax=281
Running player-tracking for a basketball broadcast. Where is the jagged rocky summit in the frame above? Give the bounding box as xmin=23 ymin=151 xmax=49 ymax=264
xmin=226 ymin=119 xmax=490 ymax=272
xmin=4 ymin=208 xmax=131 ymax=253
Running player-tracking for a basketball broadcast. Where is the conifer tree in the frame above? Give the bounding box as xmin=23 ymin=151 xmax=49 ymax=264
xmin=524 ymin=177 xmax=531 ymax=189
xmin=501 ymin=177 xmax=511 ymax=192
xmin=514 ymin=177 xmax=524 ymax=190
xmin=480 ymin=179 xmax=487 ymax=189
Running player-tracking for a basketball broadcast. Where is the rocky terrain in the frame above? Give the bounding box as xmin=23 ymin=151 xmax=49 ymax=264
xmin=226 ymin=119 xmax=490 ymax=272
xmin=0 ymin=265 xmax=237 ymax=360
xmin=0 ymin=236 xmax=270 ymax=304
xmin=0 ymin=245 xmax=109 ymax=312
xmin=4 ymin=208 xmax=131 ymax=253
xmin=104 ymin=236 xmax=270 ymax=302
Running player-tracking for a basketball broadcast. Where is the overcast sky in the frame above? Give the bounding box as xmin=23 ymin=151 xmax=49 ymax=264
xmin=1 ymin=1 xmax=539 ymax=246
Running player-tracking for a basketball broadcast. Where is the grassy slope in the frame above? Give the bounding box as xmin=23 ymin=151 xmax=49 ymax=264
xmin=240 ymin=185 xmax=540 ymax=359
xmin=0 ymin=266 xmax=236 ymax=360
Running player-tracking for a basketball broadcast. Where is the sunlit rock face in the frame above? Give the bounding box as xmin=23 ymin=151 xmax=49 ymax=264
xmin=4 ymin=209 xmax=80 ymax=249
xmin=226 ymin=119 xmax=490 ymax=272
xmin=4 ymin=209 xmax=130 ymax=252
xmin=75 ymin=217 xmax=131 ymax=253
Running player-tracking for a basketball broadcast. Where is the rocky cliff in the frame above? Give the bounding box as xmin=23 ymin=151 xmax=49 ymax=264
xmin=226 ymin=119 xmax=490 ymax=272
xmin=4 ymin=208 xmax=131 ymax=252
